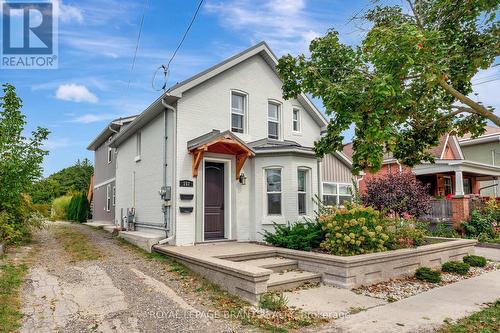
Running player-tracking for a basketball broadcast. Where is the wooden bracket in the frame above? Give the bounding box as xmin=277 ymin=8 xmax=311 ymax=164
xmin=191 ymin=149 xmax=204 ymax=177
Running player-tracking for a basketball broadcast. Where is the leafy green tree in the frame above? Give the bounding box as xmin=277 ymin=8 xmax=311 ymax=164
xmin=0 ymin=83 xmax=49 ymax=242
xmin=277 ymin=0 xmax=499 ymax=173
xmin=30 ymin=158 xmax=93 ymax=204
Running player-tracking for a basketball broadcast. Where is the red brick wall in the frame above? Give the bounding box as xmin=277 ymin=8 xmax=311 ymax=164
xmin=451 ymin=196 xmax=470 ymax=227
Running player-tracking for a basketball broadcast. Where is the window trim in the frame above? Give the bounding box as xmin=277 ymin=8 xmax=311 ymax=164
xmin=230 ymin=90 xmax=248 ymax=134
xmin=265 ymin=167 xmax=283 ymax=216
xmin=112 ymin=186 xmax=116 ymax=206
xmin=106 ymin=184 xmax=111 ymax=212
xmin=292 ymin=107 xmax=301 ymax=133
xmin=135 ymin=132 xmax=141 ymax=162
xmin=267 ymin=100 xmax=281 ymax=140
xmin=107 ymin=147 xmax=112 ymax=164
xmin=321 ymin=182 xmax=353 ymax=206
xmin=297 ymin=168 xmax=309 ymax=215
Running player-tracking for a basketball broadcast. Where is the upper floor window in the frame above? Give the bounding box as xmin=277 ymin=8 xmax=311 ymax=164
xmin=298 ymin=169 xmax=308 ymax=215
xmin=135 ymin=132 xmax=141 ymax=161
xmin=112 ymin=186 xmax=116 ymax=206
xmin=322 ymin=182 xmax=352 ymax=206
xmin=266 ymin=168 xmax=282 ymax=215
xmin=268 ymin=102 xmax=280 ymax=140
xmin=107 ymin=147 xmax=112 ymax=164
xmin=293 ymin=108 xmax=301 ymax=132
xmin=231 ymin=92 xmax=246 ymax=133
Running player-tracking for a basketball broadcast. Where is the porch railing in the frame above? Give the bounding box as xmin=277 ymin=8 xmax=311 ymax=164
xmin=421 ymin=199 xmax=453 ymax=224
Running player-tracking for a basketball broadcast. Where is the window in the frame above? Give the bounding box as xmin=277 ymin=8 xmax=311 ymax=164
xmin=444 ymin=176 xmax=453 ymax=196
xmin=107 ymin=147 xmax=112 ymax=163
xmin=266 ymin=168 xmax=282 ymax=215
xmin=268 ymin=102 xmax=280 ymax=140
xmin=112 ymin=186 xmax=116 ymax=206
xmin=463 ymin=178 xmax=472 ymax=195
xmin=231 ymin=92 xmax=246 ymax=133
xmin=106 ymin=184 xmax=111 ymax=212
xmin=293 ymin=108 xmax=301 ymax=132
xmin=135 ymin=132 xmax=141 ymax=160
xmin=298 ymin=169 xmax=307 ymax=215
xmin=322 ymin=183 xmax=352 ymax=206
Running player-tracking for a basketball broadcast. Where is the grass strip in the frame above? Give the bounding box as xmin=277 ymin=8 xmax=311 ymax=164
xmin=54 ymin=225 xmax=102 ymax=262
xmin=0 ymin=263 xmax=28 ymax=333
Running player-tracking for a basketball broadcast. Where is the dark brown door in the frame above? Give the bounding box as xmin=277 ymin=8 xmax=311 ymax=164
xmin=204 ymin=162 xmax=225 ymax=240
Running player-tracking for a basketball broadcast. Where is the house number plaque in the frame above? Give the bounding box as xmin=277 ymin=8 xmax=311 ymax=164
xmin=179 ymin=180 xmax=193 ymax=187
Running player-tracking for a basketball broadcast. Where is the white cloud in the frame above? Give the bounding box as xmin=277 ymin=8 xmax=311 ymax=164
xmin=70 ymin=113 xmax=116 ymax=124
xmin=56 ymin=84 xmax=98 ymax=103
xmin=43 ymin=138 xmax=70 ymax=149
xmin=54 ymin=0 xmax=84 ymax=23
xmin=205 ymin=0 xmax=324 ymax=55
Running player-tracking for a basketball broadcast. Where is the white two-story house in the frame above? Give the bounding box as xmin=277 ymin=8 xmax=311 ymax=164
xmin=102 ymin=42 xmax=332 ymax=246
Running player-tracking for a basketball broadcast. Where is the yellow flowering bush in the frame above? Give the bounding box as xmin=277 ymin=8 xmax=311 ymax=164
xmin=318 ymin=203 xmax=391 ymax=256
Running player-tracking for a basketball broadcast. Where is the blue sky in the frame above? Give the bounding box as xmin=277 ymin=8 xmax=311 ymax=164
xmin=1 ymin=0 xmax=499 ymax=177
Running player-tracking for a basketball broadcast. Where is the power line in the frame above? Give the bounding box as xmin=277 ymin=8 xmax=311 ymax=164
xmin=153 ymin=0 xmax=205 ymax=91
xmin=128 ymin=0 xmax=150 ymax=89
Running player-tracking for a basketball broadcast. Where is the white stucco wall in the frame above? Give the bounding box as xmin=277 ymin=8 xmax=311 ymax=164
xmin=115 ymin=112 xmax=167 ymax=235
xmin=173 ymin=54 xmax=323 ymax=245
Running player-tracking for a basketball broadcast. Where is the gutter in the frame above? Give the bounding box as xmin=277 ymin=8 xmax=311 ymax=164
xmin=158 ymin=97 xmax=176 ymax=245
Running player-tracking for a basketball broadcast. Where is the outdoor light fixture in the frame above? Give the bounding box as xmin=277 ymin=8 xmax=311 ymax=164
xmin=239 ymin=173 xmax=247 ymax=185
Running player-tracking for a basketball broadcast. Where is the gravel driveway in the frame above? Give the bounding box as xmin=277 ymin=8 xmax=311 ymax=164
xmin=20 ymin=222 xmax=249 ymax=333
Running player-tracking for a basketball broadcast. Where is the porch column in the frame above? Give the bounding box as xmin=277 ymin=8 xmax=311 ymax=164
xmin=455 ymin=170 xmax=464 ymax=196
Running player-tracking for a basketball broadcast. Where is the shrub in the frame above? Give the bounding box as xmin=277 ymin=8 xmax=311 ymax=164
xmin=263 ymin=220 xmax=324 ymax=251
xmin=442 ymin=261 xmax=470 ymax=275
xmin=0 ymin=196 xmax=44 ymax=244
xmin=32 ymin=203 xmax=50 ymax=218
xmin=66 ymin=193 xmax=90 ymax=223
xmin=386 ymin=219 xmax=427 ymax=249
xmin=361 ymin=171 xmax=431 ymax=218
xmin=463 ymin=255 xmax=487 ymax=267
xmin=429 ymin=223 xmax=460 ymax=238
xmin=51 ymin=195 xmax=73 ymax=221
xmin=319 ymin=203 xmax=391 ymax=256
xmin=415 ymin=267 xmax=441 ymax=283
xmin=259 ymin=293 xmax=288 ymax=311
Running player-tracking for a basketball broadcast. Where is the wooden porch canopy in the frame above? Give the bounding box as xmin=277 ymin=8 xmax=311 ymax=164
xmin=187 ymin=130 xmax=255 ymax=179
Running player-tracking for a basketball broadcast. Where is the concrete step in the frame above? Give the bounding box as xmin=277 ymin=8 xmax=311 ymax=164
xmin=267 ymin=270 xmax=321 ymax=292
xmin=242 ymin=257 xmax=298 ymax=273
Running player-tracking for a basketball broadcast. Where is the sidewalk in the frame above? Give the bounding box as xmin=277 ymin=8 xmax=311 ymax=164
xmin=328 ymin=269 xmax=500 ymax=333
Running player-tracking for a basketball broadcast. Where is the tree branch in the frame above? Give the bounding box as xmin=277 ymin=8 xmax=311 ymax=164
xmin=438 ymin=79 xmax=500 ymax=126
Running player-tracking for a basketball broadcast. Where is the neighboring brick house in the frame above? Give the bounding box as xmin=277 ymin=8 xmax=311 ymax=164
xmin=87 ymin=115 xmax=136 ymax=223
xmin=342 ymin=133 xmax=500 ymax=197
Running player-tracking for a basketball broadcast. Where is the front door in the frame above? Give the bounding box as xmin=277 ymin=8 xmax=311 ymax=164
xmin=204 ymin=162 xmax=225 ymax=240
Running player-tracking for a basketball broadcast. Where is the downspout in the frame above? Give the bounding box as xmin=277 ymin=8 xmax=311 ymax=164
xmin=158 ymin=97 xmax=176 ymax=245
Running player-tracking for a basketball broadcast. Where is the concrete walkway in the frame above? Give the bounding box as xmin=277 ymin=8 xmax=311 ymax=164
xmin=475 ymin=246 xmax=500 ymax=262
xmin=327 ymin=269 xmax=500 ymax=333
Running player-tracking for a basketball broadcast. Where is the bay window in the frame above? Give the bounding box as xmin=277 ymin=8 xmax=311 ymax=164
xmin=266 ymin=168 xmax=282 ymax=215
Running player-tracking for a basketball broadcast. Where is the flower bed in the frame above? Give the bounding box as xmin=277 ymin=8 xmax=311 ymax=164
xmin=353 ymin=261 xmax=499 ymax=301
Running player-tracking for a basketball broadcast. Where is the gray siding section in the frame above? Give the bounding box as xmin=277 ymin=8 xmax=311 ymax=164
xmin=462 ymin=141 xmax=500 ymax=196
xmin=321 ymin=154 xmax=353 ymax=183
xmin=94 ymin=140 xmax=115 ymax=184
xmin=93 ymin=181 xmax=115 ymax=222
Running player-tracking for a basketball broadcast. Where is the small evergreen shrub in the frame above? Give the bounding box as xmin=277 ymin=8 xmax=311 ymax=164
xmin=263 ymin=221 xmax=324 ymax=251
xmin=65 ymin=193 xmax=90 ymax=222
xmin=441 ymin=261 xmax=470 ymax=275
xmin=319 ymin=203 xmax=391 ymax=256
xmin=259 ymin=293 xmax=288 ymax=311
xmin=415 ymin=267 xmax=441 ymax=283
xmin=463 ymin=255 xmax=487 ymax=267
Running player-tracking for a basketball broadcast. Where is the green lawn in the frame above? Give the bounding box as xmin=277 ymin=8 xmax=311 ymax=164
xmin=438 ymin=300 xmax=500 ymax=333
xmin=0 ymin=263 xmax=28 ymax=333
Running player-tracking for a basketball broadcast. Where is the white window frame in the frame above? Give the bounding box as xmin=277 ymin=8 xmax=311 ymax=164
xmin=297 ymin=168 xmax=308 ymax=215
xmin=106 ymin=184 xmax=111 ymax=212
xmin=265 ymin=167 xmax=282 ymax=216
xmin=135 ymin=132 xmax=141 ymax=162
xmin=322 ymin=182 xmax=352 ymax=206
xmin=267 ymin=101 xmax=281 ymax=140
xmin=292 ymin=108 xmax=301 ymax=133
xmin=107 ymin=147 xmax=112 ymax=164
xmin=230 ymin=90 xmax=247 ymax=134
xmin=112 ymin=186 xmax=116 ymax=206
